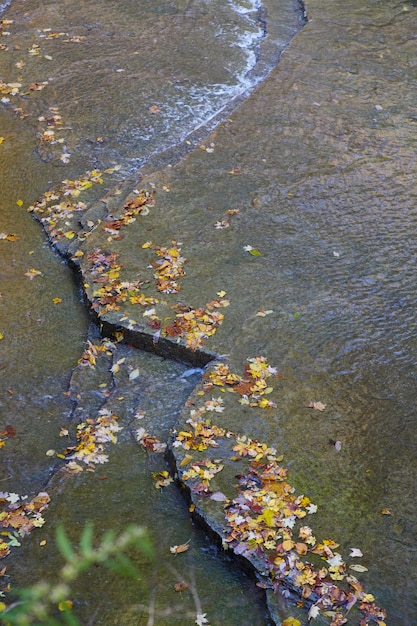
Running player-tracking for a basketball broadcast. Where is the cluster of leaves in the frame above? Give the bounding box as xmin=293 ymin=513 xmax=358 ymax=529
xmin=173 ymin=358 xmax=386 ymax=625
xmin=77 ymin=339 xmax=113 ymax=368
xmin=164 ymin=292 xmax=230 ymax=351
xmin=136 ymin=427 xmax=166 ymax=454
xmin=85 ymin=241 xmax=229 ymax=349
xmin=63 ymin=409 xmax=122 ymax=471
xmin=0 ymin=492 xmax=50 ymax=560
xmin=28 ymin=169 xmax=118 ymax=242
xmin=203 ymin=356 xmax=278 ymax=408
xmin=103 ymin=190 xmax=155 ymax=240
xmin=0 ymin=20 xmax=86 ymax=162
xmin=86 ymin=248 xmax=152 ymax=318
xmin=0 ymin=425 xmax=16 ymax=450
xmin=142 ymin=240 xmax=186 ymax=294
xmin=37 ymin=105 xmax=70 ymax=163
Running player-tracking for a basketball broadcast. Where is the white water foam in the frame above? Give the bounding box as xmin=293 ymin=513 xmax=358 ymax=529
xmin=0 ymin=0 xmax=12 ymax=15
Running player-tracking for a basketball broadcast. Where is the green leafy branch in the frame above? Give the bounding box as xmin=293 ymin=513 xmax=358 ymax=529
xmin=1 ymin=523 xmax=152 ymax=626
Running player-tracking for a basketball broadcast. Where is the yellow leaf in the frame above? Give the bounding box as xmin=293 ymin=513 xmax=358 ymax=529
xmin=261 ymin=509 xmax=275 ymax=527
xmin=58 ymin=600 xmax=73 ymax=612
xmin=0 ymin=333 xmax=3 ymax=340
xmin=52 ymin=297 xmax=62 ymax=304
xmin=282 ymin=618 xmax=301 ymax=626
xmin=25 ymin=268 xmax=43 ymax=279
xmin=180 ymin=454 xmax=193 ymax=466
xmin=64 ymin=231 xmax=76 ymax=239
xmin=282 ymin=539 xmax=295 ymax=552
xmin=349 ymin=564 xmax=368 ymax=572
xmin=16 ymin=199 xmax=23 ymax=206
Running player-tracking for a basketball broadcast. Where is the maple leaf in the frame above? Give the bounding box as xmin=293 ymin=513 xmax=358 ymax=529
xmin=308 ymin=604 xmax=320 ymax=620
xmin=195 ymin=613 xmax=209 ymax=626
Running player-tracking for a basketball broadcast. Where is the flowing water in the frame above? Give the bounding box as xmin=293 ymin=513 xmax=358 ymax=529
xmin=1 ymin=0 xmax=417 ymax=624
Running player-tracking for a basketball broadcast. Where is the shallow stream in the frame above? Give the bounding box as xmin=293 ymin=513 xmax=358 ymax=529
xmin=1 ymin=0 xmax=417 ymax=624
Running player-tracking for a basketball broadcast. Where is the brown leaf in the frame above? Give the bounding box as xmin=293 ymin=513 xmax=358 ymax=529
xmin=307 ymin=401 xmax=326 ymax=411
xmin=174 ymin=581 xmax=188 ymax=592
xmin=170 ymin=541 xmax=190 ymax=554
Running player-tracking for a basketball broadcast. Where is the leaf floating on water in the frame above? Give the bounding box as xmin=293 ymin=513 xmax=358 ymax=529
xmin=307 ymin=401 xmax=327 ymax=411
xmin=349 ymin=564 xmax=369 ymax=573
xmin=129 ymin=368 xmax=140 ymax=380
xmin=349 ymin=547 xmax=363 ymax=558
xmin=0 ymin=233 xmax=19 ymax=241
xmin=170 ymin=541 xmax=190 ymax=554
xmin=24 ymin=268 xmax=43 ymax=280
xmin=243 ymin=245 xmax=262 ymax=256
xmin=255 ymin=309 xmax=273 ymax=317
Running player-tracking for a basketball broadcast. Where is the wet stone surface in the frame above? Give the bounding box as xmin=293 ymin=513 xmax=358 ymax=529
xmin=2 ymin=0 xmax=417 ymax=623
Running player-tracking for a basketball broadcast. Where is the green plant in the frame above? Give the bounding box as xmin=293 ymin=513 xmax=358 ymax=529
xmin=1 ymin=523 xmax=152 ymax=626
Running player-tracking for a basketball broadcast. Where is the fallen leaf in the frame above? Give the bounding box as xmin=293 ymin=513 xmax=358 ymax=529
xmin=282 ymin=618 xmax=301 ymax=626
xmin=174 ymin=581 xmax=188 ymax=592
xmin=349 ymin=564 xmax=368 ymax=573
xmin=307 ymin=401 xmax=327 ymax=411
xmin=349 ymin=547 xmax=363 ymax=558
xmin=308 ymin=604 xmax=320 ymax=620
xmin=170 ymin=541 xmax=190 ymax=554
xmin=25 ymin=268 xmax=43 ymax=280
xmin=129 ymin=368 xmax=140 ymax=380
xmin=243 ymin=245 xmax=262 ymax=256
xmin=209 ymin=491 xmax=227 ymax=502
